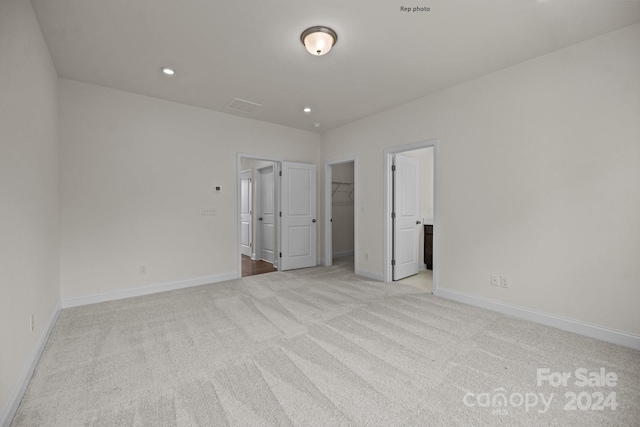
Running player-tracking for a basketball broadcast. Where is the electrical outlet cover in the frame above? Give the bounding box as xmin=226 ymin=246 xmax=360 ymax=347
xmin=491 ymin=274 xmax=500 ymax=286
xmin=500 ymin=276 xmax=510 ymax=288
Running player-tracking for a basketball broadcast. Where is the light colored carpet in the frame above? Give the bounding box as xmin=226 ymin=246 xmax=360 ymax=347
xmin=12 ymin=262 xmax=640 ymax=426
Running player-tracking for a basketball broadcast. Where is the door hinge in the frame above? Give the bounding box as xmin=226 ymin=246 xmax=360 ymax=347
xmin=279 ymin=171 xmax=282 ymax=177
xmin=391 ymin=212 xmax=396 ymax=219
xmin=391 ymin=259 xmax=396 ymax=266
xmin=391 ymin=165 xmax=396 ymax=172
xmin=279 ymin=252 xmax=282 ymax=258
xmin=279 ymin=212 xmax=282 ymax=217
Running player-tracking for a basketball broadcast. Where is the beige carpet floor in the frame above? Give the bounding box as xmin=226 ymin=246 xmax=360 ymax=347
xmin=12 ymin=261 xmax=640 ymax=426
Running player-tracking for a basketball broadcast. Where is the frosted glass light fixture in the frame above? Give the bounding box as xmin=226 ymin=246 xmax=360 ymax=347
xmin=300 ymin=26 xmax=337 ymax=56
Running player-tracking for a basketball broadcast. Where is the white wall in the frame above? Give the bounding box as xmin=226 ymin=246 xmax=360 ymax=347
xmin=59 ymin=79 xmax=320 ymax=300
xmin=331 ymin=162 xmax=354 ymax=256
xmin=321 ymin=23 xmax=640 ymax=336
xmin=0 ymin=0 xmax=60 ymax=420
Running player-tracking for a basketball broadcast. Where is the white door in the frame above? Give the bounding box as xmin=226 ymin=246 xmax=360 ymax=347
xmin=281 ymin=162 xmax=316 ymax=271
xmin=240 ymin=170 xmax=252 ymax=257
xmin=258 ymin=166 xmax=275 ymax=264
xmin=393 ymin=154 xmax=420 ymax=280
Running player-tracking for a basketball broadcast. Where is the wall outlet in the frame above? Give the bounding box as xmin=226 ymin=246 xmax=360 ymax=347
xmin=202 ymin=207 xmax=217 ymax=216
xmin=500 ymin=275 xmax=510 ymax=288
xmin=139 ymin=265 xmax=147 ymax=274
xmin=30 ymin=314 xmax=34 ymax=333
xmin=491 ymin=274 xmax=500 ymax=287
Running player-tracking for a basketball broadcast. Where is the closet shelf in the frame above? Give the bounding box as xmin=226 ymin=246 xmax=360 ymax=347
xmin=332 ymin=181 xmax=354 ymax=204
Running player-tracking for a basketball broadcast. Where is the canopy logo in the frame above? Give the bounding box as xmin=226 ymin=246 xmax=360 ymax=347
xmin=462 ymin=367 xmax=619 ymax=416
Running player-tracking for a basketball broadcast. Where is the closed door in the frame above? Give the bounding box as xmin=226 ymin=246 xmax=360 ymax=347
xmin=280 ymin=161 xmax=316 ymax=271
xmin=393 ymin=154 xmax=420 ymax=280
xmin=258 ymin=166 xmax=275 ymax=263
xmin=240 ymin=170 xmax=252 ymax=257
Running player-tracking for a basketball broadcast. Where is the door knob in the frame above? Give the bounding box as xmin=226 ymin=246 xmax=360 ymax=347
xmin=258 ymin=217 xmax=263 ymax=221
xmin=416 ymin=220 xmax=422 ymax=225
xmin=312 ymin=219 xmax=317 ymax=223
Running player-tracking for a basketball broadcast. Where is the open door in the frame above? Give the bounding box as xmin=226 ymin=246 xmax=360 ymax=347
xmin=280 ymin=162 xmax=317 ymax=271
xmin=258 ymin=165 xmax=276 ymax=263
xmin=393 ymin=154 xmax=420 ymax=280
xmin=240 ymin=170 xmax=252 ymax=257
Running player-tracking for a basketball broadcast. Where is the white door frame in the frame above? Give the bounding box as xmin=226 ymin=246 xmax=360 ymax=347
xmin=324 ymin=157 xmax=358 ymax=267
xmin=236 ymin=153 xmax=282 ymax=278
xmin=383 ymin=140 xmax=439 ymax=293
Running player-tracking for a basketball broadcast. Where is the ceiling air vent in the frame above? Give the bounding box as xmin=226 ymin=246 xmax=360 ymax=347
xmin=225 ymin=98 xmax=262 ymax=113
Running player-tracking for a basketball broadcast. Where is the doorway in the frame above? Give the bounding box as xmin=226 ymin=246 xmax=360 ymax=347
xmin=324 ymin=158 xmax=357 ymax=270
xmin=383 ymin=141 xmax=437 ymax=293
xmin=239 ymin=156 xmax=279 ymax=277
xmin=237 ymin=155 xmax=318 ymax=277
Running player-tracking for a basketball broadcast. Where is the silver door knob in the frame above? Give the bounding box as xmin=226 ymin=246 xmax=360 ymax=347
xmin=416 ymin=220 xmax=422 ymax=225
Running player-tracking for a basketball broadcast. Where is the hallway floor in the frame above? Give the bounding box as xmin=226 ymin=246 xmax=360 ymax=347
xmin=241 ymin=256 xmax=277 ymax=277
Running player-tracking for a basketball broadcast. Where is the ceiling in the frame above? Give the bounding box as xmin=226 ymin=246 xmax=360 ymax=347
xmin=31 ymin=0 xmax=640 ymax=133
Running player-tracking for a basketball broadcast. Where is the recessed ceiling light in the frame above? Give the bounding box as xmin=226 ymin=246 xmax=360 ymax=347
xmin=161 ymin=67 xmax=175 ymax=75
xmin=303 ymin=107 xmax=312 ymax=113
xmin=313 ymin=123 xmax=321 ymax=128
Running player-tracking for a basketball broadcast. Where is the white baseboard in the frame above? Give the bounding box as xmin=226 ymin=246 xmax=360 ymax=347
xmin=1 ymin=301 xmax=61 ymax=427
xmin=355 ymin=268 xmax=384 ymax=281
xmin=332 ymin=250 xmax=354 ymax=258
xmin=437 ymin=287 xmax=640 ymax=351
xmin=61 ymin=272 xmax=238 ymax=308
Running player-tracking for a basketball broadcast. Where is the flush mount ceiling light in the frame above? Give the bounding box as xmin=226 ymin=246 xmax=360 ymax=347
xmin=303 ymin=107 xmax=311 ymax=113
xmin=300 ymin=26 xmax=337 ymax=56
xmin=161 ymin=66 xmax=175 ymax=75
